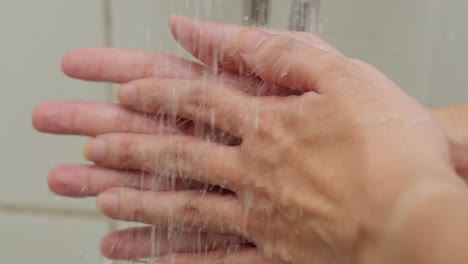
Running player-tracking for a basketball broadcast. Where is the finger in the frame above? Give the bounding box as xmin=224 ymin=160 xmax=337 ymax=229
xmin=156 ymin=248 xmax=266 ymax=264
xmin=236 ymin=29 xmax=351 ymax=93
xmin=85 ymin=134 xmax=244 ymax=190
xmin=61 ymin=47 xmax=289 ymax=96
xmin=97 ymin=189 xmax=245 ymax=237
xmin=32 ymin=101 xmax=240 ymax=145
xmin=101 ymin=226 xmax=246 ymax=260
xmin=170 ymin=15 xmax=246 ymax=73
xmin=169 ymin=15 xmax=341 ymax=74
xmin=276 ymin=30 xmax=342 ymax=55
xmin=33 ymin=101 xmax=171 ymax=136
xmin=62 ymin=48 xmax=207 ymax=83
xmin=118 ymin=79 xmax=254 ymax=137
xmin=48 ymin=165 xmax=202 ymax=197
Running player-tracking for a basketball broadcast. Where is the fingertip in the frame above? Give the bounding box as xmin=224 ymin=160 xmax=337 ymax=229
xmin=97 ymin=190 xmax=120 ymax=216
xmin=117 ymin=83 xmax=137 ymax=107
xmin=47 ymin=165 xmax=88 ymax=197
xmin=168 ymin=13 xmax=183 ymax=27
xmin=169 ymin=14 xmax=192 ymax=32
xmin=48 ymin=165 xmax=68 ymax=195
xmin=99 ymin=232 xmax=122 ymax=259
xmin=100 ymin=228 xmax=146 ymax=260
xmin=61 ymin=47 xmax=106 ymax=79
xmin=84 ymin=138 xmax=107 ymax=163
xmin=31 ymin=103 xmax=46 ymax=131
xmin=96 ymin=193 xmax=106 ymax=214
xmin=61 ymin=49 xmax=84 ymax=77
xmin=31 ymin=102 xmax=61 ymax=132
xmin=169 ymin=14 xmax=195 ymax=42
xmin=99 ymin=236 xmax=112 ymax=258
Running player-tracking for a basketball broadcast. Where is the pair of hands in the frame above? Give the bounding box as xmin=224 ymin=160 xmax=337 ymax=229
xmin=34 ymin=16 xmax=468 ymax=263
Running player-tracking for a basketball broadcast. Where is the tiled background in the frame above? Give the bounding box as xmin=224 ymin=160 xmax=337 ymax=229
xmin=1 ymin=0 xmax=467 ymax=263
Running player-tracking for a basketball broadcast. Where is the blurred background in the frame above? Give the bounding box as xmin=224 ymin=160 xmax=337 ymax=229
xmin=0 ymin=0 xmax=467 ymax=263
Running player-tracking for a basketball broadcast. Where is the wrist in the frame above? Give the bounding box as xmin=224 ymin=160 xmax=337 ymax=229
xmin=359 ymin=173 xmax=468 ymax=264
xmin=431 ymin=107 xmax=468 ymax=177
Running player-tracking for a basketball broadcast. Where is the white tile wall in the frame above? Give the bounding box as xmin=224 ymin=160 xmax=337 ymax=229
xmin=270 ymin=0 xmax=468 ymax=107
xmin=0 ymin=1 xmax=112 ymax=263
xmin=110 ymin=0 xmax=243 ymax=55
xmin=0 ymin=213 xmax=108 ymax=264
xmin=0 ymin=0 xmax=109 ymax=210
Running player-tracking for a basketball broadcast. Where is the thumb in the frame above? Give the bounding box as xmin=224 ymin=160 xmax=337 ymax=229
xmin=236 ymin=29 xmax=348 ymax=93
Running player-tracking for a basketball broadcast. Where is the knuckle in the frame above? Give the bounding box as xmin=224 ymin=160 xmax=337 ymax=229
xmin=161 ymin=140 xmax=192 ymax=167
xmin=258 ymin=35 xmax=295 ymax=69
xmin=319 ymin=57 xmax=355 ymax=83
xmin=130 ymin=114 xmax=148 ymax=132
xmin=139 ymin=53 xmax=158 ymax=77
xmin=182 ymin=201 xmax=200 ymax=217
xmin=260 ymin=34 xmax=295 ymax=53
xmin=69 ymin=102 xmax=80 ymax=133
xmin=131 ymin=207 xmax=146 ymax=222
xmin=138 ymin=80 xmax=159 ymax=111
xmin=178 ymin=197 xmax=203 ymax=226
xmin=185 ymin=82 xmax=210 ymax=113
xmin=297 ymin=31 xmax=324 ymax=43
xmin=168 ymin=143 xmax=184 ymax=161
xmin=116 ymin=136 xmax=133 ymax=152
xmin=114 ymin=136 xmax=145 ymax=167
xmin=133 ymin=191 xmax=154 ymax=222
xmin=254 ymin=109 xmax=287 ymax=143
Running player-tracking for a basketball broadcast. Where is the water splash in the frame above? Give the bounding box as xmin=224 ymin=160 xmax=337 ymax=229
xmin=111 ymin=1 xmax=322 ymax=263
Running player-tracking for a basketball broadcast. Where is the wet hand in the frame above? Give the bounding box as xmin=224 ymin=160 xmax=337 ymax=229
xmin=33 ymin=19 xmax=468 ymax=200
xmin=84 ymin=26 xmax=466 ymax=263
xmin=32 ymin=17 xmax=468 ymax=263
xmin=433 ymin=105 xmax=468 ymax=178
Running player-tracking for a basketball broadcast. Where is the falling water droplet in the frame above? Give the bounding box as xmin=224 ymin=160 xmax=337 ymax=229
xmin=98 ymin=1 xmax=325 ymax=262
xmin=280 ymin=70 xmax=289 ymax=79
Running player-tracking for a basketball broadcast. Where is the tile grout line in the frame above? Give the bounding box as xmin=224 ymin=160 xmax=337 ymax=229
xmin=103 ymin=0 xmax=117 ymax=103
xmin=103 ymin=0 xmax=113 ymax=48
xmin=0 ymin=204 xmax=103 ymax=221
xmin=101 ymin=5 xmax=120 ymax=264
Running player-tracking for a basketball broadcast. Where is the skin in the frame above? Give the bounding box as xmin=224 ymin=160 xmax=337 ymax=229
xmin=32 ymin=17 xmax=468 ymax=263
xmin=433 ymin=105 xmax=468 ymax=178
xmin=89 ymin=22 xmax=468 ymax=263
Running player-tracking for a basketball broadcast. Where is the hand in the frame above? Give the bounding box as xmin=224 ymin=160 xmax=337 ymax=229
xmin=433 ymin=105 xmax=468 ymax=179
xmin=34 ymin=17 xmax=468 ymax=199
xmin=81 ymin=21 xmax=467 ymax=263
xmin=33 ymin=17 xmax=468 ymax=262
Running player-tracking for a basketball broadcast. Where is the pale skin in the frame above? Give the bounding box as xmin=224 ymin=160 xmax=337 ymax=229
xmin=33 ymin=17 xmax=468 ymax=263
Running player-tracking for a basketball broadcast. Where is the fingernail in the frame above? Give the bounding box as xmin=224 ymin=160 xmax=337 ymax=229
xmin=118 ymin=84 xmax=136 ymax=106
xmin=84 ymin=138 xmax=107 ymax=163
xmin=236 ymin=29 xmax=271 ymax=55
xmin=97 ymin=191 xmax=119 ymax=216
